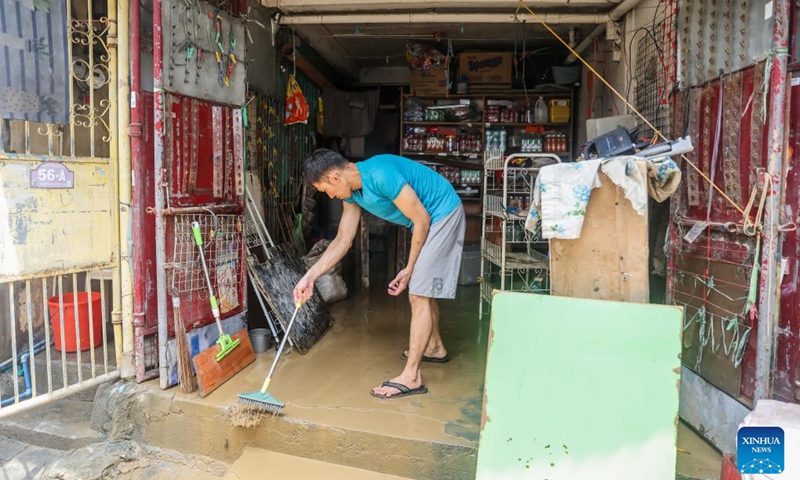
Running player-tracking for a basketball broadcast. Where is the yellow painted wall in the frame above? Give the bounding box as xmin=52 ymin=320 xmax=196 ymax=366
xmin=0 ymin=159 xmax=115 ymax=279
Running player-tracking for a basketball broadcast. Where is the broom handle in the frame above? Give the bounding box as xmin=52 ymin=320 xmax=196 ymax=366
xmin=246 ymin=188 xmax=275 ymax=248
xmin=192 ymin=221 xmax=223 ymax=335
xmin=261 ymin=302 xmax=302 ymax=393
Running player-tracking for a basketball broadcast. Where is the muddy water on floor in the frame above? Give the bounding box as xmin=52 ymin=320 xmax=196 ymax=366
xmin=193 ymin=283 xmax=488 ymax=446
xmin=224 ymin=448 xmax=413 ymax=479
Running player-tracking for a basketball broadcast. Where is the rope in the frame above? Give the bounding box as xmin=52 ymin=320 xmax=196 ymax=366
xmin=734 ymin=327 xmax=751 ymax=367
xmin=706 ymin=312 xmax=717 ymax=353
xmin=695 ymin=313 xmax=708 ymax=370
xmin=720 ymin=317 xmax=740 ymax=357
xmin=691 ymin=275 xmax=747 ymax=303
xmin=745 ymin=235 xmax=761 ymax=322
xmin=515 ymin=0 xmax=746 ymax=216
xmin=683 ymin=306 xmax=705 ymax=331
xmin=742 ymin=171 xmax=770 ymax=236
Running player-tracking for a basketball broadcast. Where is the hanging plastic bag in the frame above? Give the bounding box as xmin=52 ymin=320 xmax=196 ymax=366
xmin=284 ymin=74 xmax=309 ymax=125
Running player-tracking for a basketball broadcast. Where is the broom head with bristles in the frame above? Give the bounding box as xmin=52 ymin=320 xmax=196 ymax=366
xmin=237 ymin=390 xmax=284 ymax=415
xmin=172 ymin=296 xmax=197 ymax=394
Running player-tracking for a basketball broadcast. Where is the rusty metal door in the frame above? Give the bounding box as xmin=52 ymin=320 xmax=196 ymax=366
xmin=0 ymin=0 xmax=121 ymax=415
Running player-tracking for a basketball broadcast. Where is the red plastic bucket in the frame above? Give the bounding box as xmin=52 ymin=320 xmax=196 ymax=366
xmin=47 ymin=292 xmax=103 ymax=352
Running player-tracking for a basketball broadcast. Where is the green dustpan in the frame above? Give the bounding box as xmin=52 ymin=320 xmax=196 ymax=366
xmin=191 ymin=221 xmax=240 ymax=362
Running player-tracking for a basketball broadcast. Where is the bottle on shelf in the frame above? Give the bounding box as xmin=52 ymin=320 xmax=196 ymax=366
xmin=446 ymin=135 xmax=457 ymax=153
xmin=534 ymin=97 xmax=548 ymax=124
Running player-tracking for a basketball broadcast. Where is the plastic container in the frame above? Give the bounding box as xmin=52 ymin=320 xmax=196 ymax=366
xmin=458 ymin=245 xmax=481 ymax=285
xmin=249 ymin=328 xmax=271 ymax=353
xmin=534 ymin=97 xmax=548 ymax=124
xmin=551 ymin=65 xmax=581 ymax=85
xmin=549 ymin=99 xmax=571 ymax=123
xmin=48 ymin=292 xmax=103 ymax=352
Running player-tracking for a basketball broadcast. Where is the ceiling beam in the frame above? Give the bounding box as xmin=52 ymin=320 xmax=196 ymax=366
xmin=262 ymin=0 xmax=621 ymax=11
xmin=291 ymin=29 xmax=362 ymax=82
xmin=280 ymin=12 xmax=609 ymax=25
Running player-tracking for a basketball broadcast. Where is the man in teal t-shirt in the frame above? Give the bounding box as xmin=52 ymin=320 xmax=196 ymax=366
xmin=294 ymin=149 xmax=465 ymax=399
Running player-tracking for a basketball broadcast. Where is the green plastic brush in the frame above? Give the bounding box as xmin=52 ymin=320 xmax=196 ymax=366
xmin=191 ymin=221 xmax=240 ymax=362
xmin=238 ymin=301 xmax=303 ymax=414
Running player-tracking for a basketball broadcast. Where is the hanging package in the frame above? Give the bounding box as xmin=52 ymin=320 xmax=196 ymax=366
xmin=284 ymin=74 xmax=309 ymax=125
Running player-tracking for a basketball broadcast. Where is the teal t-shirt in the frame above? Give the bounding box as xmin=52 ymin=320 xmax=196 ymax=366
xmin=343 ymin=154 xmax=461 ymax=228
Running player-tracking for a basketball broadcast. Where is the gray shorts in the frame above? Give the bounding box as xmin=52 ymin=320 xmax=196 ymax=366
xmin=408 ymin=205 xmax=466 ymax=299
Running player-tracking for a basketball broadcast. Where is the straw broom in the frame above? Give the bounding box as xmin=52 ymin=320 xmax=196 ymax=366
xmin=172 ymin=292 xmax=197 ymax=393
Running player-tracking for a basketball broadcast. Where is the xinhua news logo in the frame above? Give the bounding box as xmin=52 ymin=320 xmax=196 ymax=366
xmin=737 ymin=426 xmax=785 ymax=475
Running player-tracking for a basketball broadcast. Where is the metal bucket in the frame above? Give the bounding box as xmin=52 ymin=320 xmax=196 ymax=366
xmin=248 ymin=328 xmax=271 ymax=353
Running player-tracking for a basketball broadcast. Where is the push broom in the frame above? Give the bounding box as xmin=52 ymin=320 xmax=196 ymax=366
xmin=238 ymin=301 xmax=304 ymax=414
xmin=192 ymin=221 xmax=240 ymax=362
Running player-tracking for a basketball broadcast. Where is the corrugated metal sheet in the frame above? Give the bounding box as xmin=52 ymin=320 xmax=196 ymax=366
xmin=678 ymin=0 xmax=775 ymax=86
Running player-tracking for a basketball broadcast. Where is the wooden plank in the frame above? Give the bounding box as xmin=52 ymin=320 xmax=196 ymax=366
xmin=193 ymin=329 xmax=255 ymax=397
xmin=477 ymin=292 xmax=682 ymax=479
xmin=247 ymin=244 xmax=332 ymax=354
xmin=550 ymin=165 xmax=649 ymax=303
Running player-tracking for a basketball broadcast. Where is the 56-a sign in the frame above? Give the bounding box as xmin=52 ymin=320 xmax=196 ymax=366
xmin=29 ymin=162 xmax=74 ymax=189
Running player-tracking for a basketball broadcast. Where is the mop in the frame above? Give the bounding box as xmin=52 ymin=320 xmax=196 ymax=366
xmin=191 ymin=221 xmax=240 ymax=362
xmin=237 ymin=301 xmax=303 ymax=415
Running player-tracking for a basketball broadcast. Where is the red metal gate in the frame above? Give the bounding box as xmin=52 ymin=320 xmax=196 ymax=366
xmin=669 ymin=62 xmax=800 ymax=405
xmin=668 ymin=63 xmax=768 ymax=406
xmin=134 ymin=93 xmax=246 ymax=383
xmin=775 ymin=78 xmax=800 ymax=403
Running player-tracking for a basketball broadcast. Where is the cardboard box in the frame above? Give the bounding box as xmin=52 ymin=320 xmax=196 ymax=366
xmin=410 ymin=69 xmax=449 ymax=96
xmin=457 ymin=52 xmax=513 ymax=85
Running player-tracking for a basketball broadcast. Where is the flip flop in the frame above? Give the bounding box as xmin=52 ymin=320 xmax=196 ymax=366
xmin=401 ymin=351 xmax=450 ymax=363
xmin=370 ymin=381 xmax=428 ymax=399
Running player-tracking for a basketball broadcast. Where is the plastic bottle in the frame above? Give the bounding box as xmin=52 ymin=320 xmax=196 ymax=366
xmin=534 ymin=97 xmax=549 ymax=124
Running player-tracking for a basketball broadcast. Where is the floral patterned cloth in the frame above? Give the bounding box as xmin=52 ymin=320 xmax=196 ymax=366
xmin=525 ymin=156 xmax=680 ymax=239
xmin=526 ymin=160 xmax=602 ymax=239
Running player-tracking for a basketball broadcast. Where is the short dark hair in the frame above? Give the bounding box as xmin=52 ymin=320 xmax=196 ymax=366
xmin=303 ymin=149 xmax=349 ymax=185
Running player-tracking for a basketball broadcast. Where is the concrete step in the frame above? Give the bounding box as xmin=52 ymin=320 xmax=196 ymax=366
xmin=106 ymin=381 xmax=477 ymax=480
xmin=676 ymin=422 xmax=722 ymax=480
xmin=224 ymin=448 xmax=413 ymax=480
xmin=0 ymin=434 xmax=69 ymax=479
xmin=38 ymin=440 xmax=229 ymax=480
xmin=0 ymin=398 xmax=104 ymax=451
